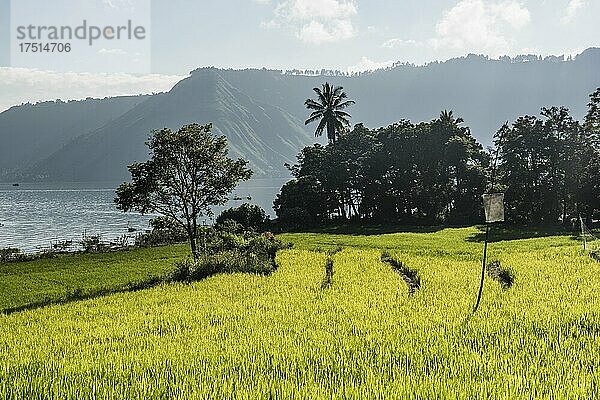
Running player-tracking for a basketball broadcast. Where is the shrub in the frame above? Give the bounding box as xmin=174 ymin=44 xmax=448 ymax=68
xmin=170 ymin=232 xmax=290 ymax=283
xmin=0 ymin=248 xmax=22 ymax=263
xmin=216 ymin=219 xmax=244 ymax=234
xmin=215 ymin=203 xmax=270 ymax=232
xmin=80 ymin=235 xmax=109 ymax=253
xmin=169 ymin=259 xmax=194 ymax=283
xmin=136 ymin=216 xmax=188 ymax=247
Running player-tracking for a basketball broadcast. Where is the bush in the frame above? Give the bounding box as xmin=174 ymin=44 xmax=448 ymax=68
xmin=136 ymin=216 xmax=188 ymax=247
xmin=169 ymin=259 xmax=194 ymax=283
xmin=80 ymin=235 xmax=109 ymax=253
xmin=0 ymin=247 xmax=58 ymax=263
xmin=0 ymin=248 xmax=22 ymax=263
xmin=216 ymin=219 xmax=244 ymax=234
xmin=170 ymin=232 xmax=290 ymax=283
xmin=215 ymin=203 xmax=270 ymax=232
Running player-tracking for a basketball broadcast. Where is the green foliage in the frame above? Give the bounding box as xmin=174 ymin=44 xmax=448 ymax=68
xmin=496 ymin=102 xmax=600 ymax=224
xmin=2 ymin=228 xmax=599 ymax=398
xmin=169 ymin=232 xmax=288 ymax=283
xmin=215 ymin=203 xmax=270 ymax=233
xmin=277 ymin=112 xmax=489 ymax=226
xmin=135 ymin=216 xmax=188 ymax=247
xmin=80 ymin=235 xmax=110 ymax=253
xmin=115 ymin=123 xmax=253 ymax=260
xmin=304 ymin=82 xmax=354 ymax=143
xmin=280 ymin=87 xmax=600 ymax=228
xmin=0 ymin=248 xmax=23 ymax=263
xmin=274 ymin=176 xmax=329 ymax=227
xmin=585 ymin=87 xmax=600 ymax=140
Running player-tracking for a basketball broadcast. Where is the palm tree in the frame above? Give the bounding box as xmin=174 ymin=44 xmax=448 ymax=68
xmin=305 ymin=83 xmax=355 ymax=143
xmin=440 ymin=109 xmax=463 ymax=125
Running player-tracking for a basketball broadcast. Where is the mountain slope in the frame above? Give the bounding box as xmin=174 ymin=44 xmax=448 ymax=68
xmin=0 ymin=96 xmax=148 ymax=179
xmin=2 ymin=48 xmax=600 ymax=182
xmin=24 ymin=69 xmax=313 ymax=181
xmin=220 ymin=49 xmax=600 ymax=145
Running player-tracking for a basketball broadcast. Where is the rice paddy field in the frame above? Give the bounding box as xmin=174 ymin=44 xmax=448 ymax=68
xmin=1 ymin=226 xmax=600 ymax=399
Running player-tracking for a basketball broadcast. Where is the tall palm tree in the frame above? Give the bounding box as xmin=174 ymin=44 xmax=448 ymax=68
xmin=305 ymin=83 xmax=355 ymax=143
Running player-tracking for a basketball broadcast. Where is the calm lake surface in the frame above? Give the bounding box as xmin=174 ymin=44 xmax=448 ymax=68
xmin=0 ymin=179 xmax=288 ymax=253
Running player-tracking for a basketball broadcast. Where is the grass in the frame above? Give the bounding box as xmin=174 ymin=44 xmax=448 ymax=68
xmin=1 ymin=226 xmax=599 ymax=398
xmin=0 ymin=244 xmax=187 ymax=313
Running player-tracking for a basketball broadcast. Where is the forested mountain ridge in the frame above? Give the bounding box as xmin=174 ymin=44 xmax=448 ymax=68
xmin=1 ymin=48 xmax=599 ymax=182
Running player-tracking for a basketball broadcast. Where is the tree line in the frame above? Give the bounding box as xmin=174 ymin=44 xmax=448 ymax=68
xmin=274 ymin=85 xmax=600 ymax=228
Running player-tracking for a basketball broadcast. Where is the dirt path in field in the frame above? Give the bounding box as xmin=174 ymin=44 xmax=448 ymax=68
xmin=380 ymin=253 xmax=420 ymax=295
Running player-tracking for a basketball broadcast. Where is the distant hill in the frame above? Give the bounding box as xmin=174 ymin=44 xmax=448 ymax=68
xmin=1 ymin=48 xmax=599 ymax=182
xmin=0 ymin=95 xmax=148 ymax=179
xmin=23 ymin=69 xmax=312 ymax=182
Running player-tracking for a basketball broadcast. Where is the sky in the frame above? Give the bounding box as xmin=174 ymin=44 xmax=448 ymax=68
xmin=0 ymin=0 xmax=598 ymax=111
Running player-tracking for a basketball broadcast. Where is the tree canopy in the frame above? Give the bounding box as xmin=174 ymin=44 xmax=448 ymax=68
xmin=115 ymin=123 xmax=253 ymax=259
xmin=276 ymin=87 xmax=600 ymax=228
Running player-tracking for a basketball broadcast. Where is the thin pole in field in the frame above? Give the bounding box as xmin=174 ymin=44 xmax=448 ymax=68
xmin=473 ymin=125 xmax=505 ymax=314
xmin=580 ymin=215 xmax=587 ymax=252
xmin=474 ymin=223 xmax=490 ymax=313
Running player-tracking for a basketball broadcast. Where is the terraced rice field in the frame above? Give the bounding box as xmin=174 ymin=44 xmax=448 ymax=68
xmin=1 ymin=227 xmax=599 ymax=399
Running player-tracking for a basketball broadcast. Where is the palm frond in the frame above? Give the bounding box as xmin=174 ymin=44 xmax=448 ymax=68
xmin=305 ymin=112 xmax=324 ymax=125
xmin=305 ymin=99 xmax=325 ymax=110
xmin=315 ymin=118 xmax=327 ymax=137
xmin=313 ymin=87 xmax=328 ymax=105
xmin=305 ymin=82 xmax=355 ymax=142
xmin=335 ymin=100 xmax=355 ymax=110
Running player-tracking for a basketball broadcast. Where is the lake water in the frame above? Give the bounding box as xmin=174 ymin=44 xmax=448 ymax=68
xmin=0 ymin=179 xmax=288 ymax=253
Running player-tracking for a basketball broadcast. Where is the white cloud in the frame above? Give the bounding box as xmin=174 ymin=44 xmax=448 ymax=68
xmin=562 ymin=0 xmax=587 ymax=24
xmin=347 ymin=57 xmax=394 ymax=74
xmin=0 ymin=68 xmax=185 ymax=112
xmin=430 ymin=0 xmax=530 ymax=57
xmin=260 ymin=0 xmax=358 ymax=44
xmin=381 ymin=38 xmax=421 ymax=49
xmin=298 ymin=19 xmax=354 ymax=44
xmin=491 ymin=1 xmax=531 ymax=28
xmin=260 ymin=20 xmax=281 ymax=29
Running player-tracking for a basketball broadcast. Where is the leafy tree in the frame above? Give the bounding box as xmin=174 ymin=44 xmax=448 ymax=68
xmin=496 ymin=116 xmax=555 ymax=223
xmin=216 ymin=203 xmax=269 ymax=232
xmin=304 ymin=82 xmax=355 ymax=143
xmin=273 ymin=177 xmax=329 ymax=227
xmin=277 ymin=111 xmax=488 ymax=227
xmin=580 ymin=88 xmax=600 ymax=220
xmin=585 ymin=87 xmax=600 ymax=146
xmin=115 ymin=123 xmax=253 ymax=260
xmin=495 ymin=97 xmax=600 ymax=225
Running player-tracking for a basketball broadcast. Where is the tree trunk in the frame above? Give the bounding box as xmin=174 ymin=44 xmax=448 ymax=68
xmin=187 ymin=225 xmax=199 ymax=262
xmin=339 ymin=193 xmax=347 ymax=219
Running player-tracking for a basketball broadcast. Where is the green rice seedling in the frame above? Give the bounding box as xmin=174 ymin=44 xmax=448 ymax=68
xmin=0 ymin=228 xmax=598 ymax=399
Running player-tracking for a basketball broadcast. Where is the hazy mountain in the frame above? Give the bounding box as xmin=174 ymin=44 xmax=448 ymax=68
xmin=0 ymin=95 xmax=148 ymax=179
xmin=21 ymin=69 xmax=312 ymax=182
xmin=1 ymin=48 xmax=599 ymax=182
xmin=223 ymin=48 xmax=600 ymax=146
